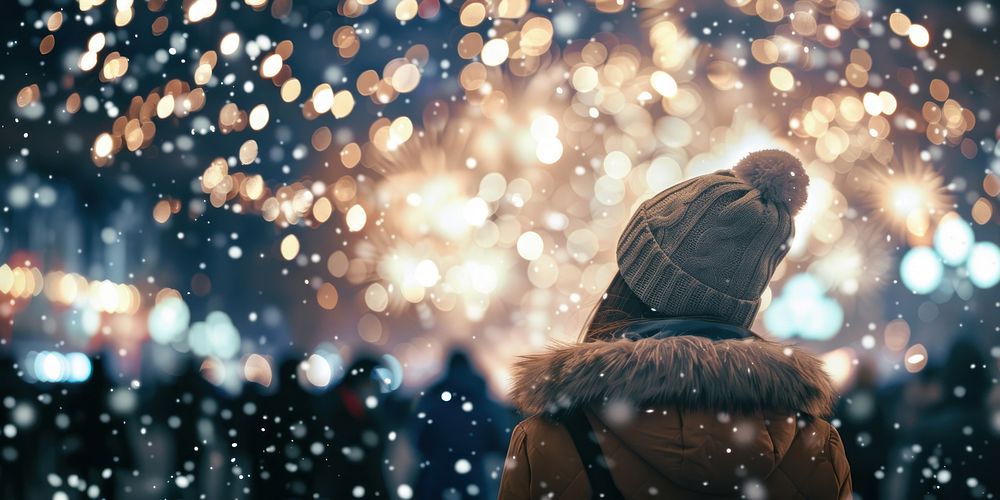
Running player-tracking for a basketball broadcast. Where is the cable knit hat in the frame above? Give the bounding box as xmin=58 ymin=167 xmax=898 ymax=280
xmin=616 ymin=150 xmax=808 ymax=328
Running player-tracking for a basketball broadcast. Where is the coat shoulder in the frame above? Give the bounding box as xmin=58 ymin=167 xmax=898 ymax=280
xmin=505 ymin=416 xmax=591 ymax=498
xmin=514 ymin=414 xmax=561 ymax=437
xmin=512 ymin=415 xmax=577 ymax=462
xmin=772 ymin=417 xmax=852 ymax=499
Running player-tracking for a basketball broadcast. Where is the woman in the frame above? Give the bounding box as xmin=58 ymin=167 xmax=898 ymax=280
xmin=499 ymin=150 xmax=851 ymax=499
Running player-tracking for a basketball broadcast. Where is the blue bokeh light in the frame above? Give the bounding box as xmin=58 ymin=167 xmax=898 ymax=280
xmin=763 ymin=273 xmax=843 ymax=341
xmin=148 ymin=297 xmax=191 ymax=344
xmin=899 ymin=246 xmax=944 ymax=294
xmin=933 ymin=215 xmax=975 ymax=266
xmin=967 ymin=241 xmax=1000 ymax=289
xmin=66 ymin=352 xmax=92 ymax=382
xmin=375 ymin=354 xmax=404 ymax=393
xmin=33 ymin=351 xmax=66 ymax=383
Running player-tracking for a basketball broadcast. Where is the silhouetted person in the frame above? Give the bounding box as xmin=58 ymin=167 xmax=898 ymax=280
xmin=257 ymin=359 xmax=317 ymax=498
xmin=212 ymin=379 xmax=253 ymax=498
xmin=239 ymin=377 xmax=272 ymax=500
xmin=413 ymin=350 xmax=507 ymax=499
xmin=0 ymin=354 xmax=39 ymax=499
xmin=836 ymin=359 xmax=889 ymax=500
xmin=316 ymin=357 xmax=389 ymax=498
xmin=880 ymin=364 xmax=942 ymax=500
xmin=903 ymin=338 xmax=1000 ymax=499
xmin=67 ymin=356 xmax=135 ymax=500
xmin=153 ymin=356 xmax=211 ymax=498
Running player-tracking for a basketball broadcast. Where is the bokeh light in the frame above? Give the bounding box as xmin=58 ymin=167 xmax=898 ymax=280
xmin=899 ymin=247 xmax=944 ymax=294
xmin=966 ymin=242 xmax=1000 ymax=289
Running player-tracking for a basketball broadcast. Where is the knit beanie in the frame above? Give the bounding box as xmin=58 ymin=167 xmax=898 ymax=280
xmin=616 ymin=150 xmax=809 ymax=328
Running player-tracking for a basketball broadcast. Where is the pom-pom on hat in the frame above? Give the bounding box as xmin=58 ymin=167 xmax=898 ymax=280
xmin=616 ymin=149 xmax=809 ymax=328
xmin=733 ymin=149 xmax=808 ymax=214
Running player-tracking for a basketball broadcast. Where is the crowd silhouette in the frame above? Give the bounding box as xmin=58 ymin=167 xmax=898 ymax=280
xmin=834 ymin=337 xmax=1000 ymax=500
xmin=1 ymin=339 xmax=998 ymax=499
xmin=0 ymin=347 xmax=514 ymax=499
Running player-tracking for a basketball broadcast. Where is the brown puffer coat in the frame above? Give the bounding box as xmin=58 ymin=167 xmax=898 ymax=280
xmin=499 ymin=334 xmax=851 ymax=499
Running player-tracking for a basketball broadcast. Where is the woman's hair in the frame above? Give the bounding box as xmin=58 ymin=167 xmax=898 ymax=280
xmin=580 ymin=271 xmax=670 ymax=343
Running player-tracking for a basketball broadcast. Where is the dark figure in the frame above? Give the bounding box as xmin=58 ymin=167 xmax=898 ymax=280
xmin=257 ymin=359 xmax=318 ymax=499
xmin=239 ymin=378 xmax=272 ymax=500
xmin=903 ymin=338 xmax=1000 ymax=499
xmin=0 ymin=354 xmax=40 ymax=499
xmin=836 ymin=360 xmax=890 ymax=499
xmin=154 ymin=356 xmax=211 ymax=499
xmin=212 ymin=380 xmax=253 ymax=498
xmin=878 ymin=366 xmax=942 ymax=499
xmin=315 ymin=357 xmax=389 ymax=499
xmin=413 ymin=350 xmax=508 ymax=499
xmin=66 ymin=356 xmax=136 ymax=500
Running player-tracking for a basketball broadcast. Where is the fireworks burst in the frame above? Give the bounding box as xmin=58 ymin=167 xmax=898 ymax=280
xmin=2 ymin=0 xmax=997 ymax=386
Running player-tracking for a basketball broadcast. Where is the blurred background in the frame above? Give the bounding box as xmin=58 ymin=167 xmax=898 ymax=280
xmin=1 ymin=0 xmax=999 ymax=498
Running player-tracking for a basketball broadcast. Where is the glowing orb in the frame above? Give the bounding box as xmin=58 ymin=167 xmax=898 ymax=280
xmin=517 ymin=231 xmax=544 ymax=260
xmin=932 ymin=214 xmax=974 ymax=266
xmin=346 ymin=204 xmax=367 ymax=232
xmin=763 ymin=273 xmax=843 ymax=340
xmin=148 ymin=297 xmax=191 ymax=344
xmin=535 ymin=138 xmax=563 ymax=165
xmin=899 ymin=246 xmax=943 ymax=294
xmin=304 ymin=353 xmax=332 ymax=387
xmin=66 ymin=352 xmax=92 ymax=382
xmin=413 ymin=259 xmax=441 ymax=287
xmin=890 ymin=185 xmax=923 ymax=216
xmin=966 ymin=242 xmax=1000 ymax=289
xmin=34 ymin=351 xmax=66 ymax=382
xmin=530 ymin=115 xmax=559 ymax=140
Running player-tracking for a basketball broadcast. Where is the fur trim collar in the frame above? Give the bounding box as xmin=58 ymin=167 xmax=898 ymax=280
xmin=509 ymin=335 xmax=836 ymax=417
